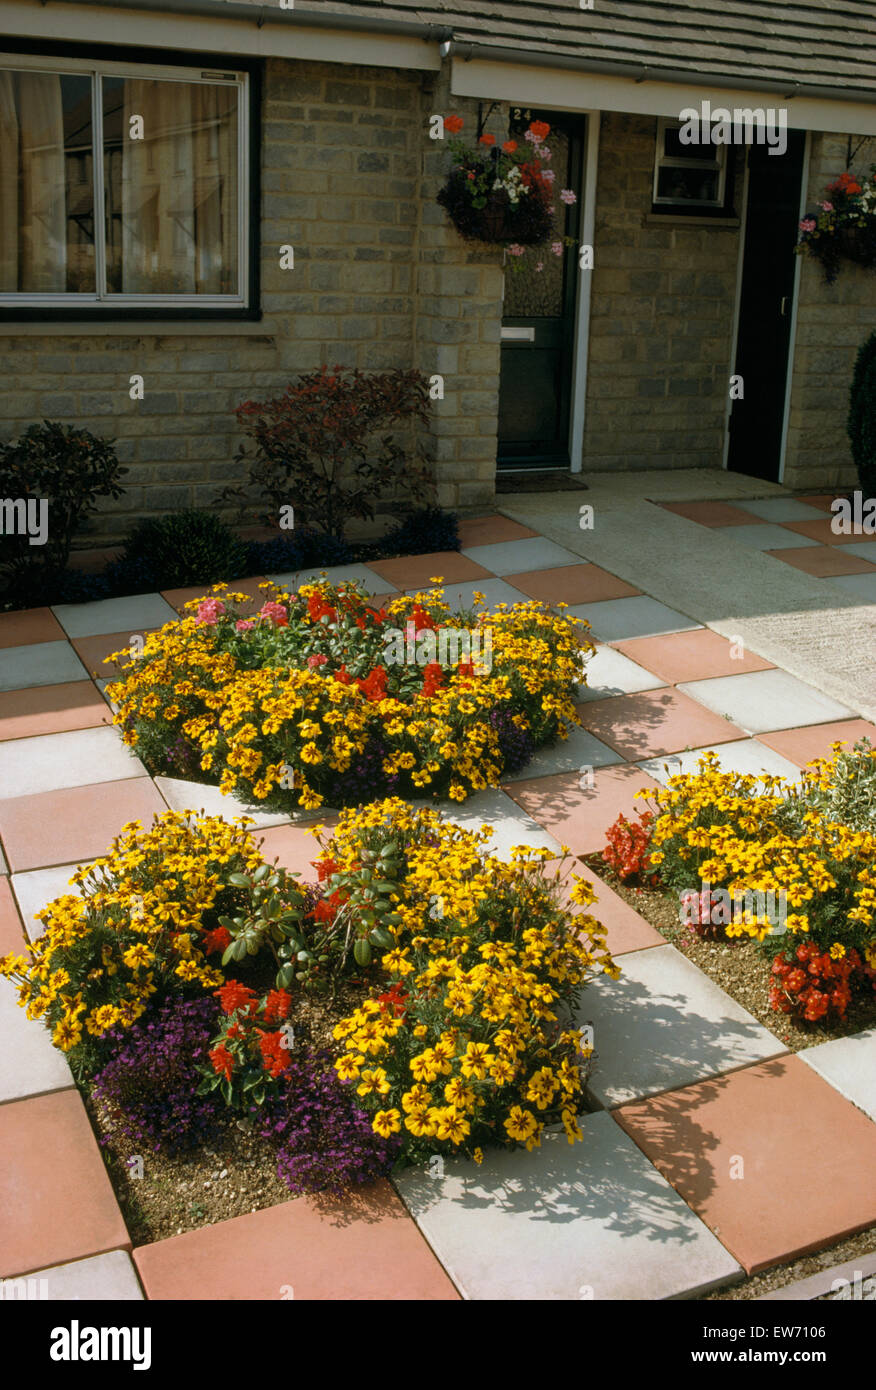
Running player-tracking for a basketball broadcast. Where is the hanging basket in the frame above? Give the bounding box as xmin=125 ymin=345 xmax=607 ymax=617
xmin=836 ymin=223 xmax=876 ymax=268
xmin=436 ymin=171 xmax=554 ymax=247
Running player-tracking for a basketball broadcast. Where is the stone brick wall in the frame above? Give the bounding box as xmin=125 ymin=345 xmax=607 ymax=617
xmin=582 ymin=112 xmax=744 ymax=471
xmin=782 ymin=130 xmax=876 ymax=492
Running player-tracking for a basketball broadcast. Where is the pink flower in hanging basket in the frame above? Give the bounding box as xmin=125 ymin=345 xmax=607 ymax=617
xmin=507 ymin=243 xmax=526 ymax=256
xmin=560 ymin=188 xmax=577 ymax=205
xmin=551 ymin=241 xmax=564 ymax=256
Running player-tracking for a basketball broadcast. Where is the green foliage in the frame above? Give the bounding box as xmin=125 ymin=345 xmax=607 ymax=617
xmin=118 ymin=509 xmax=250 ymax=590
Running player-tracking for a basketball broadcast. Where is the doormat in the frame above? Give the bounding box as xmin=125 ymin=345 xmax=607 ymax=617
xmin=496 ymin=471 xmax=590 ymax=493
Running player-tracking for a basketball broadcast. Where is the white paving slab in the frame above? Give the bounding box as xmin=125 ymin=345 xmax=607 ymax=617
xmin=426 ymin=788 xmax=562 ymax=861
xmin=578 ymin=944 xmax=786 ymax=1108
xmin=0 ymin=726 xmax=146 ymax=799
xmin=0 ymin=975 xmax=73 ymax=1102
xmin=567 ymin=597 xmax=701 ymax=642
xmin=825 ymin=571 xmax=876 ymax=601
xmin=394 ymin=1114 xmax=743 ymax=1300
xmin=5 ymin=1251 xmax=144 ymax=1300
xmin=0 ymin=640 xmax=90 ymax=692
xmin=52 ymin=593 xmax=177 ymax=639
xmin=502 ymin=724 xmax=623 ymax=782
xmin=638 ymin=738 xmax=802 ymax=787
xmin=155 ymin=776 xmax=315 ymax=827
xmin=799 ymin=1028 xmax=876 ymax=1123
xmin=461 ymin=537 xmax=583 ymax=575
xmin=266 ymin=562 xmax=390 ymax=594
xmin=577 ymin=644 xmax=667 ymax=701
xmin=677 ymin=669 xmax=854 ymax=735
xmin=12 ymin=864 xmax=83 ymax=940
xmin=413 ymin=577 xmax=531 ymax=612
xmin=712 ymin=523 xmax=814 ymax=551
xmin=733 ymin=498 xmax=826 ymax=523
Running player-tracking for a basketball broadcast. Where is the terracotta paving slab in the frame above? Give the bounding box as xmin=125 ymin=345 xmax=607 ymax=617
xmin=0 ymin=681 xmax=109 ymax=742
xmin=505 ymin=563 xmax=640 ymax=605
xmin=578 ymin=688 xmax=745 ymax=761
xmin=5 ymin=1250 xmax=144 ymax=1300
xmin=0 ymin=778 xmax=167 ymax=873
xmin=253 ymin=821 xmax=337 ymax=882
xmin=0 ymin=607 xmax=66 ymax=648
xmin=579 ymin=944 xmax=786 ymax=1109
xmin=614 ymin=1055 xmax=876 ymax=1275
xmin=71 ymin=629 xmax=160 ymax=679
xmin=782 ymin=517 xmax=876 ymax=545
xmin=757 ymin=719 xmax=876 ymax=768
xmin=457 ymin=515 xmax=537 ymax=547
xmin=614 ymin=629 xmax=774 ymax=684
xmin=506 ymin=766 xmax=660 ymax=857
xmin=268 ymin=563 xmax=390 ymax=595
xmin=160 ymin=579 xmax=267 ymax=617
xmin=0 ymin=1089 xmax=129 ymax=1279
xmin=394 ymin=1115 xmax=742 ymax=1300
xmin=368 ymin=551 xmax=493 ymax=589
xmin=0 ymin=876 xmax=25 ymax=954
xmin=794 ymin=494 xmax=840 ymax=513
xmin=133 ymin=1180 xmax=458 ymax=1300
xmin=557 ymin=860 xmax=666 ymax=957
xmin=658 ymin=500 xmax=763 ymax=527
xmin=767 ymin=545 xmax=876 ymax=577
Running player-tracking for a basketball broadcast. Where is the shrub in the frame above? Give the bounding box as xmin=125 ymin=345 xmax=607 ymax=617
xmin=115 ymin=510 xmax=250 ymax=592
xmin=106 ymin=578 xmax=592 ymax=810
xmin=848 ymin=331 xmax=876 ymax=498
xmin=247 ymin=528 xmax=353 ymax=575
xmin=0 ymin=422 xmax=126 ymax=606
xmin=229 ymin=365 xmax=433 ymax=542
xmin=380 ymin=505 xmax=460 ymax=557
xmin=92 ymin=997 xmax=224 ymax=1155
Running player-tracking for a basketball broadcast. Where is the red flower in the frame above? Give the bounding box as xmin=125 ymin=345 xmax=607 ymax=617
xmin=422 ymin=661 xmax=444 ymax=698
xmin=215 ymin=980 xmax=258 ymax=1016
xmin=307 ymin=594 xmax=337 ymax=624
xmin=528 ymin=120 xmax=551 ymax=139
xmin=355 ymin=666 xmax=388 ymax=702
xmin=334 ymin=664 xmax=351 ymax=685
xmin=209 ymin=1043 xmax=234 ymax=1082
xmin=314 ymin=856 xmax=340 ymax=883
xmin=263 ymin=988 xmax=293 ymax=1024
xmin=478 ymin=133 xmax=496 ymax=146
xmin=444 ymin=114 xmax=464 ymax=134
xmin=378 ymin=982 xmax=409 ymax=1018
xmin=203 ymin=926 xmax=231 ymax=955
xmin=257 ymin=1029 xmax=292 ymax=1078
xmin=411 ymin=604 xmax=437 ymax=632
xmin=502 ymin=140 xmax=518 ymax=153
xmin=314 ymin=888 xmax=345 ymax=924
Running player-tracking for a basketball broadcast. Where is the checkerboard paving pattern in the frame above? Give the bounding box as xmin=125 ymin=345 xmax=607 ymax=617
xmin=1 ymin=517 xmax=874 ymax=1299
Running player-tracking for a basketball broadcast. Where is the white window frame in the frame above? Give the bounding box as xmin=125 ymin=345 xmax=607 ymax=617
xmin=0 ymin=50 xmax=249 ymax=308
xmin=652 ymin=116 xmax=727 ymax=210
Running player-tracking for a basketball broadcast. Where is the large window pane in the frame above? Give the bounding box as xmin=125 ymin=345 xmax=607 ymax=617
xmin=0 ymin=69 xmax=95 ymax=292
xmin=102 ymin=75 xmax=239 ymax=295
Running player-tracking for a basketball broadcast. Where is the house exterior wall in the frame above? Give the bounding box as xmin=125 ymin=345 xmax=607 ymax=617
xmin=783 ymin=130 xmax=876 ymax=492
xmin=581 ymin=111 xmax=744 ymax=472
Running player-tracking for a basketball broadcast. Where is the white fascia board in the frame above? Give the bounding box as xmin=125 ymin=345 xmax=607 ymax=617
xmin=0 ymin=0 xmax=440 ymax=70
xmin=451 ymin=58 xmax=876 ymax=137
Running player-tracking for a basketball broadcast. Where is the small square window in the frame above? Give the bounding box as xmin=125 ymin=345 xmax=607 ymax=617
xmin=652 ymin=117 xmax=728 ymax=213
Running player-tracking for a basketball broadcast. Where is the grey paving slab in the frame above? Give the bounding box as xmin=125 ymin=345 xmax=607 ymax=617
xmin=799 ymin=1027 xmax=876 ymax=1123
xmin=155 ymin=776 xmax=321 ymax=827
xmin=578 ymin=944 xmax=786 ymax=1108
xmin=0 ymin=975 xmax=73 ymax=1102
xmin=712 ymin=523 xmax=815 ymax=551
xmin=0 ymin=640 xmax=90 ymax=692
xmin=52 ymin=593 xmax=177 ymax=639
xmin=733 ymin=498 xmax=826 ymax=523
xmin=426 ymin=788 xmax=562 ymax=861
xmin=266 ymin=562 xmax=390 ymax=594
xmin=502 ymin=724 xmax=623 ymax=782
xmin=394 ymin=1113 xmax=743 ymax=1300
xmin=11 ymin=864 xmax=83 ymax=940
xmin=4 ymin=1251 xmax=144 ymax=1300
xmin=412 ymin=577 xmax=530 ymax=611
xmin=825 ymin=571 xmax=876 ymax=601
xmin=678 ymin=669 xmax=854 ymax=735
xmin=578 ymin=644 xmax=667 ymax=701
xmin=462 ymin=537 xmax=583 ymax=575
xmin=638 ymin=738 xmax=802 ymax=787
xmin=0 ymin=726 xmax=146 ymax=799
xmin=835 ymin=541 xmax=876 ymax=562
xmin=568 ymin=596 xmax=701 ymax=642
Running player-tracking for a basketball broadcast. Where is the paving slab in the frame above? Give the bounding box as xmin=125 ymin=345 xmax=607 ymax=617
xmin=677 ymin=669 xmax=854 ymax=735
xmin=770 ymin=545 xmax=876 ymax=577
xmin=461 ymin=537 xmax=583 ymax=575
xmin=757 ymin=719 xmax=876 ymax=767
xmin=657 ymin=500 xmax=761 ymax=527
xmin=784 ymin=517 xmax=875 ymax=545
xmin=578 ymin=688 xmax=745 ymax=761
xmin=507 ymin=766 xmax=661 ymax=856
xmin=502 ymin=724 xmax=623 ymax=782
xmin=394 ymin=1114 xmax=743 ymax=1300
xmin=3 ymin=1250 xmax=144 ymax=1301
xmin=133 ymin=1181 xmax=458 ymax=1300
xmin=569 ymin=596 xmax=701 ymax=642
xmin=0 ymin=975 xmax=73 ymax=1103
xmin=558 ymin=860 xmax=666 ymax=957
xmin=0 ymin=680 xmax=110 ymax=741
xmin=253 ymin=821 xmax=337 ymax=882
xmin=839 ymin=540 xmax=876 ymax=561
xmin=412 ymin=576 xmax=529 ymax=612
xmin=70 ymin=628 xmax=161 ymax=678
xmin=579 ymin=944 xmax=786 ymax=1109
xmin=506 ymin=563 xmax=640 ymax=605
xmin=367 ymin=551 xmax=493 ymax=590
xmin=613 ymin=629 xmax=773 ymax=684
xmin=614 ymin=1056 xmax=876 ymax=1275
xmin=0 ymin=607 xmax=66 ymax=648
xmin=266 ymin=562 xmax=390 ymax=595
xmin=638 ymin=738 xmax=802 ymax=787
xmin=577 ymin=643 xmax=667 ymax=701
xmin=0 ymin=1089 xmax=129 ymax=1279
xmin=431 ymin=788 xmax=562 ymax=861
xmin=0 ymin=778 xmax=166 ymax=874
xmin=0 ymin=876 xmax=23 ymax=951
xmin=457 ymin=515 xmax=537 ymax=547
xmin=155 ymin=776 xmax=301 ymax=828
xmin=734 ymin=498 xmax=827 ymax=523
xmin=713 ymin=523 xmax=816 ymax=551
xmin=798 ymin=1028 xmax=876 ymax=1124
xmin=0 ymin=726 xmax=146 ymax=800
xmin=826 ymin=571 xmax=876 ymax=601
xmin=0 ymin=640 xmax=89 ymax=692
xmin=11 ymin=864 xmax=83 ymax=941
xmin=160 ymin=579 xmax=266 ymax=617
xmin=51 ymin=593 xmax=178 ymax=639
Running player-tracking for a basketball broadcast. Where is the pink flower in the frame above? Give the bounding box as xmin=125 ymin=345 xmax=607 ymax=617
xmin=196 ymin=598 xmax=226 ymax=625
xmin=259 ymin=601 xmax=289 ymax=627
xmin=507 ymin=243 xmax=525 ymax=256
xmin=548 ymin=205 xmax=555 ymax=214
xmin=535 ymin=262 xmax=544 ymax=272
xmin=307 ymin=653 xmax=328 ymax=669
xmin=235 ymin=619 xmax=255 ymax=632
xmin=799 ymin=217 xmax=816 ymax=233
xmin=551 ymin=241 xmax=564 ymax=256
xmin=541 ymin=169 xmax=556 ymax=183
xmin=560 ymin=188 xmax=577 ymax=205
xmin=539 ymin=145 xmax=551 ymax=161
xmin=820 ymin=201 xmax=833 ymax=211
